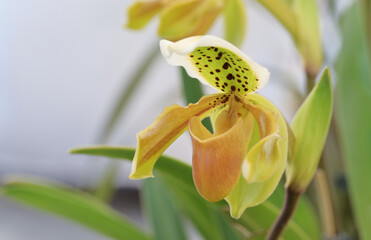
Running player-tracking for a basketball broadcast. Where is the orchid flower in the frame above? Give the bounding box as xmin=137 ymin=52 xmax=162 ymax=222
xmin=130 ymin=35 xmax=288 ymax=218
xmin=126 ymin=0 xmax=225 ymax=41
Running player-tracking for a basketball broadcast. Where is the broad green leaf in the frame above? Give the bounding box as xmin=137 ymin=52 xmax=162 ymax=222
xmin=70 ymin=146 xmax=320 ymax=239
xmin=223 ymin=0 xmax=246 ymax=47
xmin=336 ymin=4 xmax=371 ymax=239
xmin=180 ymin=67 xmax=213 ymax=132
xmin=181 ymin=67 xmax=204 ymax=105
xmin=237 ymin=186 xmax=321 ymax=240
xmin=141 ymin=178 xmax=187 ymax=240
xmin=362 ymin=0 xmax=371 ymax=58
xmin=1 ymin=177 xmax=149 ymax=240
xmin=162 ymin=176 xmax=243 ymax=240
xmin=286 ymin=68 xmax=333 ymax=192
xmin=70 ymin=147 xmax=192 ymax=189
xmin=71 ymin=147 xmax=242 ymax=240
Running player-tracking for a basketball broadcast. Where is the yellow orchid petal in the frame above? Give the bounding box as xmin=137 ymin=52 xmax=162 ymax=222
xmin=126 ymin=0 xmax=162 ymax=30
xmin=242 ymin=102 xmax=282 ymax=183
xmin=130 ymin=93 xmax=228 ymax=179
xmin=189 ymin=111 xmax=254 ymax=202
xmin=225 ymin=93 xmax=288 ymax=219
xmin=158 ymin=0 xmax=222 ymax=41
xmin=160 ymin=35 xmax=270 ymax=94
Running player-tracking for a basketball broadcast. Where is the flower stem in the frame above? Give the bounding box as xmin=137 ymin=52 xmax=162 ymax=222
xmin=266 ymin=188 xmax=301 ymax=240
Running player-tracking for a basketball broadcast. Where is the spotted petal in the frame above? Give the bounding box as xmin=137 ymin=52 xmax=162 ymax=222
xmin=160 ymin=35 xmax=270 ymax=94
xmin=189 ymin=111 xmax=254 ymax=202
xmin=130 ymin=93 xmax=227 ymax=179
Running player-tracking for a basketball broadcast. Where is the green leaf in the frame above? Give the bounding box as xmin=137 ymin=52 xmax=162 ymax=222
xmin=223 ymin=0 xmax=246 ymax=47
xmin=362 ymin=0 xmax=371 ymax=58
xmin=286 ymin=68 xmax=333 ymax=192
xmin=237 ymin=186 xmax=321 ymax=240
xmin=1 ymin=177 xmax=149 ymax=240
xmin=160 ymin=173 xmax=243 ymax=240
xmin=70 ymin=147 xmax=192 ymax=187
xmin=141 ymin=178 xmax=187 ymax=240
xmin=336 ymin=4 xmax=371 ymax=239
xmin=180 ymin=67 xmax=213 ymax=132
xmin=71 ymin=146 xmax=320 ymax=239
xmin=70 ymin=146 xmax=242 ymax=240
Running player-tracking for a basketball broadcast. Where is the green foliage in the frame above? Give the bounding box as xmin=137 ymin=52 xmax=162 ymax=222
xmin=142 ymin=178 xmax=187 ymax=240
xmin=180 ymin=67 xmax=213 ymax=132
xmin=71 ymin=147 xmax=242 ymax=240
xmin=223 ymin=0 xmax=246 ymax=47
xmin=238 ymin=187 xmax=321 ymax=240
xmin=71 ymin=146 xmax=321 ymax=239
xmin=0 ymin=178 xmax=149 ymax=240
xmin=336 ymin=3 xmax=371 ymax=239
xmin=286 ymin=68 xmax=333 ymax=192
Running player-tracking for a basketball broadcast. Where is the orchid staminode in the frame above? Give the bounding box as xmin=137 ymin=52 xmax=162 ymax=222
xmin=129 ymin=35 xmax=288 ymax=218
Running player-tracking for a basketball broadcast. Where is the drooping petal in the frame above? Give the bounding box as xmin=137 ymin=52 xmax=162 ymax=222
xmin=189 ymin=111 xmax=254 ymax=202
xmin=158 ymin=0 xmax=222 ymax=41
xmin=130 ymin=93 xmax=227 ymax=179
xmin=225 ymin=93 xmax=288 ymax=218
xmin=160 ymin=35 xmax=270 ymax=94
xmin=126 ymin=0 xmax=163 ymax=30
xmin=242 ymin=102 xmax=282 ymax=183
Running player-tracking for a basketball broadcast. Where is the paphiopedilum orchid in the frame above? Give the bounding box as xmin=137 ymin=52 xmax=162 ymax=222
xmin=130 ymin=35 xmax=288 ymax=218
xmin=126 ymin=0 xmax=225 ymax=41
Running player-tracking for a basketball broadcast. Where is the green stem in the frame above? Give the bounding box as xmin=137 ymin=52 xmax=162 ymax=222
xmin=266 ymin=188 xmax=301 ymax=240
